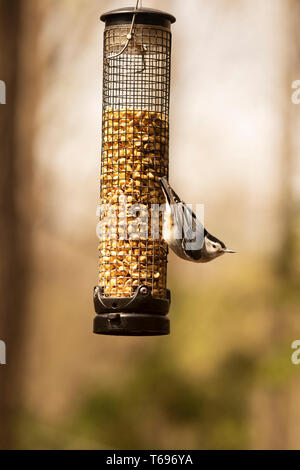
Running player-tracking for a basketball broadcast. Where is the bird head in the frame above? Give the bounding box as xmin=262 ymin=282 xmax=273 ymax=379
xmin=204 ymin=234 xmax=236 ymax=260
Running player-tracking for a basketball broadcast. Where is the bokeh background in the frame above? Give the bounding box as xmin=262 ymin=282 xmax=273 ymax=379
xmin=1 ymin=0 xmax=300 ymax=450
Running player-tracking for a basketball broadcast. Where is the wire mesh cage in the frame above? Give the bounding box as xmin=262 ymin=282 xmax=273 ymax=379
xmin=94 ymin=7 xmax=176 ymax=336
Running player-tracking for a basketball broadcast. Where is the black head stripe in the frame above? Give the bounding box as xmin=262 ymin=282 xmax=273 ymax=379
xmin=206 ymin=232 xmax=226 ymax=249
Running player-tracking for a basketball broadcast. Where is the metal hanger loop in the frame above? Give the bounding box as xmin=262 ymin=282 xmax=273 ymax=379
xmin=108 ymin=0 xmax=143 ymax=60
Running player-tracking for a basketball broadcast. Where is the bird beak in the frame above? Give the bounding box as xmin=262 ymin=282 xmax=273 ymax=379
xmin=223 ymin=249 xmax=236 ymax=254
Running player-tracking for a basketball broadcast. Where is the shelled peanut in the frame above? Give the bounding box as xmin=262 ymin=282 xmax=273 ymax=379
xmin=98 ymin=108 xmax=169 ymax=299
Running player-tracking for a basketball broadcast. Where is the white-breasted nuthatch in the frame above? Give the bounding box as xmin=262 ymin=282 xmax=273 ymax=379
xmin=160 ymin=177 xmax=235 ymax=263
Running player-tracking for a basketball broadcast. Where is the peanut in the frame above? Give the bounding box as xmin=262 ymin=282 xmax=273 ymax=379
xmin=99 ymin=108 xmax=169 ymax=299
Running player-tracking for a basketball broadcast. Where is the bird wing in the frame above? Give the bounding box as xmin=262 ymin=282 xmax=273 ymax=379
xmin=180 ymin=202 xmax=205 ymax=252
xmin=160 ymin=177 xmax=181 ymax=205
xmin=160 ymin=177 xmax=205 ymax=252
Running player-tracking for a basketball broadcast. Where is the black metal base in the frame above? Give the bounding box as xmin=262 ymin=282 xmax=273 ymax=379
xmin=94 ymin=313 xmax=170 ymax=336
xmin=93 ymin=285 xmax=171 ymax=337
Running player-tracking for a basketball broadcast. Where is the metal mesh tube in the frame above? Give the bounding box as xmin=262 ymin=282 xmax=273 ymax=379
xmin=98 ymin=22 xmax=172 ymax=300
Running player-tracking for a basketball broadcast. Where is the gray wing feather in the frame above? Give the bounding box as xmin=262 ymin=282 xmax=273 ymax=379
xmin=181 ymin=203 xmax=205 ymax=252
xmin=160 ymin=177 xmax=205 ymax=253
xmin=171 ymin=201 xmax=205 ymax=251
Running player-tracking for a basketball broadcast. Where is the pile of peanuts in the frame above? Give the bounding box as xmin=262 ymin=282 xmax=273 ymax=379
xmin=98 ymin=108 xmax=169 ymax=298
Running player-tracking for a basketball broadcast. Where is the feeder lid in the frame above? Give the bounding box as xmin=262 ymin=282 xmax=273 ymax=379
xmin=101 ymin=7 xmax=176 ymax=28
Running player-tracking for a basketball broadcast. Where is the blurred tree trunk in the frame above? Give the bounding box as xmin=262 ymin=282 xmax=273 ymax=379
xmin=276 ymin=0 xmax=299 ymax=280
xmin=267 ymin=0 xmax=300 ymax=451
xmin=0 ymin=0 xmax=41 ymax=449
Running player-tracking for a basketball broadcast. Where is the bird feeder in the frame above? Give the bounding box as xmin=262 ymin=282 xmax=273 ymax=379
xmin=93 ymin=6 xmax=176 ymax=336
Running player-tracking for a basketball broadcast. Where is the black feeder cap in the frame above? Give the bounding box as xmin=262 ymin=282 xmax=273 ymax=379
xmin=100 ymin=7 xmax=176 ymax=28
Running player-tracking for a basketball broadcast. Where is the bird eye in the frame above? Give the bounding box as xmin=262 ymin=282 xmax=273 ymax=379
xmin=212 ymin=244 xmax=216 ymax=249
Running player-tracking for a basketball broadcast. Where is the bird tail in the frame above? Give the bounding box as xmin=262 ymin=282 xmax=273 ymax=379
xmin=159 ymin=177 xmax=181 ymax=205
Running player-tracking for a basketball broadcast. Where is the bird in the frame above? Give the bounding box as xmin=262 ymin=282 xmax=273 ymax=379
xmin=159 ymin=177 xmax=235 ymax=263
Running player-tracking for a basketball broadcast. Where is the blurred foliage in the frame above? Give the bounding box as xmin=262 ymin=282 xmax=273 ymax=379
xmin=18 ymin=261 xmax=300 ymax=450
xmin=19 ymin=350 xmax=256 ymax=450
xmin=69 ymin=350 xmax=255 ymax=450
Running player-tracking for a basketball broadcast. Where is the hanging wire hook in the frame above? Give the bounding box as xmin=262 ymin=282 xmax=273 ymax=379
xmin=108 ymin=0 xmax=143 ymax=60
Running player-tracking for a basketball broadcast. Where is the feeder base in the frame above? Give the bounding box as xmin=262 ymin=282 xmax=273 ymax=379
xmin=94 ymin=313 xmax=170 ymax=336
